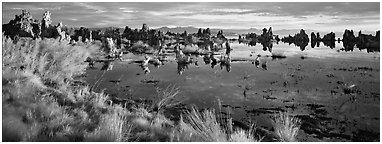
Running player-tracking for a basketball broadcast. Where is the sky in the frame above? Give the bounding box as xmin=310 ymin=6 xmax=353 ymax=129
xmin=2 ymin=2 xmax=380 ymax=32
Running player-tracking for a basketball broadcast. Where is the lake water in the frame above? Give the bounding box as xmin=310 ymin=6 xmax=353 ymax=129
xmin=85 ymin=40 xmax=380 ymax=141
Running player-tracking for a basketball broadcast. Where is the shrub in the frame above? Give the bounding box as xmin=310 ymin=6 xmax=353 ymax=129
xmin=129 ymin=40 xmax=152 ymax=53
xmin=2 ymin=36 xmax=99 ymax=90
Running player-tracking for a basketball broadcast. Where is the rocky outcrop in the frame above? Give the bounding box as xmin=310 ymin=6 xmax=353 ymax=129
xmin=321 ymin=32 xmax=335 ymax=48
xmin=341 ymin=29 xmax=357 ymax=51
xmin=2 ymin=10 xmax=40 ymax=38
xmin=203 ymin=28 xmax=211 ymax=38
xmin=40 ymin=11 xmax=52 ymax=37
xmin=342 ymin=29 xmax=356 ymax=42
xmin=322 ymin=32 xmax=335 ymax=42
xmin=356 ymin=30 xmax=380 ymax=52
xmin=104 ymin=27 xmax=120 ymax=40
xmin=121 ymin=24 xmax=165 ymax=48
xmin=296 ymin=29 xmax=309 ymax=42
xmin=91 ymin=29 xmax=103 ymax=41
xmin=241 ymin=27 xmax=278 ymax=49
xmin=105 ymin=37 xmax=117 ymax=57
xmin=40 ymin=11 xmax=69 ymax=40
xmin=259 ymin=27 xmax=274 ymax=42
xmin=316 ymin=32 xmax=321 ymax=40
xmin=310 ymin=32 xmax=323 ymax=48
xmin=197 ymin=28 xmax=203 ymax=37
xmin=217 ymin=30 xmax=225 ymax=39
xmin=141 ymin=24 xmax=148 ymax=33
xmin=3 ymin=10 xmax=69 ymax=41
xmin=72 ymin=27 xmax=92 ymax=42
xmin=311 ymin=32 xmax=316 ymax=41
xmin=55 ymin=22 xmax=70 ymax=41
xmin=281 ymin=29 xmax=309 ymax=50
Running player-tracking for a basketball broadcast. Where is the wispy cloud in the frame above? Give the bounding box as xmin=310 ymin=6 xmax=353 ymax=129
xmin=211 ymin=8 xmax=252 ymax=13
xmin=78 ymin=2 xmax=106 ymax=13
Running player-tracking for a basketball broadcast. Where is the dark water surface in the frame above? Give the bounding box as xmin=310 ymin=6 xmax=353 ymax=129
xmin=85 ymin=40 xmax=380 ymax=141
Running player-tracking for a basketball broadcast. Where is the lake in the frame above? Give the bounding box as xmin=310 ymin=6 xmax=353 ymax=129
xmin=84 ymin=40 xmax=380 ymax=141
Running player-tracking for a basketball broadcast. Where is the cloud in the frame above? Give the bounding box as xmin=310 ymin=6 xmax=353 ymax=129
xmin=211 ymin=8 xmax=253 ymax=13
xmin=78 ymin=2 xmax=106 ymax=13
xmin=2 ymin=2 xmax=379 ymax=32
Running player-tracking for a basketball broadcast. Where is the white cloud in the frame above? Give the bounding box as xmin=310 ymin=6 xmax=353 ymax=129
xmin=78 ymin=3 xmax=106 ymax=13
xmin=122 ymin=10 xmax=137 ymax=13
xmin=211 ymin=8 xmax=252 ymax=13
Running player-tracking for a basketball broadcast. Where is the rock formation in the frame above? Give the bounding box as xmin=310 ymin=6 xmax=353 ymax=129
xmin=281 ymin=29 xmax=309 ymax=50
xmin=259 ymin=27 xmax=273 ymax=42
xmin=321 ymin=32 xmax=336 ymax=48
xmin=197 ymin=28 xmax=203 ymax=37
xmin=40 ymin=11 xmax=67 ymax=40
xmin=72 ymin=27 xmax=92 ymax=42
xmin=40 ymin=11 xmax=52 ymax=37
xmin=55 ymin=22 xmax=70 ymax=41
xmin=2 ymin=10 xmax=40 ymax=38
xmin=3 ymin=10 xmax=70 ymax=41
xmin=141 ymin=24 xmax=148 ymax=33
xmin=91 ymin=29 xmax=103 ymax=41
xmin=356 ymin=30 xmax=380 ymax=52
xmin=342 ymin=29 xmax=356 ymax=42
xmin=311 ymin=32 xmax=316 ymax=41
xmin=316 ymin=32 xmax=321 ymax=41
xmin=310 ymin=32 xmax=323 ymax=48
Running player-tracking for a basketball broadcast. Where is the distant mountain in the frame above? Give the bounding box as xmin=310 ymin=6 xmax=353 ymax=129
xmin=155 ymin=26 xmax=264 ymax=36
xmin=156 ymin=26 xmax=199 ymax=34
xmin=88 ymin=27 xmax=124 ymax=33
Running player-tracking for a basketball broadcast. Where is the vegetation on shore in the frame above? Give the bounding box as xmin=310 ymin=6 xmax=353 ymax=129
xmin=2 ymin=36 xmax=301 ymax=142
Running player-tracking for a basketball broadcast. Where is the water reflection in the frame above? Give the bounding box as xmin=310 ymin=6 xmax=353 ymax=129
xmin=177 ymin=61 xmax=189 ymax=75
xmin=311 ymin=40 xmax=322 ymax=48
xmin=219 ymin=55 xmax=231 ymax=72
xmin=342 ymin=41 xmax=356 ymax=52
xmin=322 ymin=40 xmax=335 ymax=49
xmin=261 ymin=61 xmax=267 ymax=70
xmin=101 ymin=61 xmax=114 ymax=71
xmin=261 ymin=41 xmax=273 ymax=52
xmin=296 ymin=41 xmax=309 ymax=51
xmin=104 ymin=33 xmax=380 ymax=76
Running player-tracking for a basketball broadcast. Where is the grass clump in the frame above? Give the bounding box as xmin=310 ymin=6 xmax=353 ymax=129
xmin=177 ymin=106 xmax=262 ymax=142
xmin=84 ymin=106 xmax=129 ymax=142
xmin=272 ymin=112 xmax=301 ymax=142
xmin=151 ymin=85 xmax=183 ymax=113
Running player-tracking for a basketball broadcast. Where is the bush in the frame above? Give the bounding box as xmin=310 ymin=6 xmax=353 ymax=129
xmin=2 ymin=36 xmax=98 ymax=89
xmin=129 ymin=40 xmax=152 ymax=53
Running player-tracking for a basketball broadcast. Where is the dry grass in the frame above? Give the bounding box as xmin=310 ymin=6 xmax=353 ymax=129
xmin=151 ymin=85 xmax=183 ymax=113
xmin=179 ymin=106 xmax=227 ymax=141
xmin=2 ymin=36 xmax=126 ymax=142
xmin=272 ymin=112 xmax=301 ymax=142
xmin=2 ymin=36 xmax=99 ymax=90
xmin=177 ymin=106 xmax=262 ymax=142
xmin=230 ymin=128 xmax=262 ymax=142
xmin=84 ymin=106 xmax=129 ymax=142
